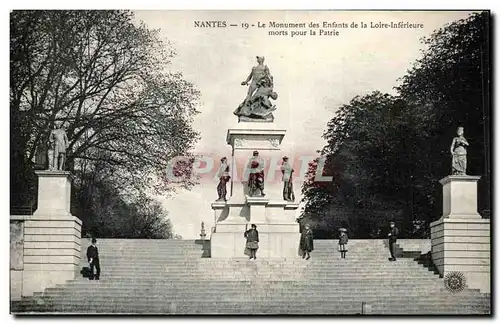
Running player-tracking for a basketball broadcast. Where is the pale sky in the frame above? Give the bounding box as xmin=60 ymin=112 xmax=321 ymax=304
xmin=133 ymin=10 xmax=473 ymax=239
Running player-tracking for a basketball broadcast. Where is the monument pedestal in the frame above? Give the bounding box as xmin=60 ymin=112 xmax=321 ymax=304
xmin=431 ymin=176 xmax=490 ymax=293
xmin=211 ymin=198 xmax=300 ymax=258
xmin=211 ymin=122 xmax=300 ymax=258
xmin=22 ymin=171 xmax=82 ymax=297
xmin=226 ymin=124 xmax=286 ymax=202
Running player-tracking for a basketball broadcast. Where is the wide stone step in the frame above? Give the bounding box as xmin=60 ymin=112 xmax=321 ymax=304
xmin=92 ymin=254 xmax=395 ymax=259
xmin=43 ymin=287 xmax=455 ymax=294
xmin=78 ymin=268 xmax=432 ymax=274
xmin=69 ymin=274 xmax=439 ymax=280
xmin=94 ymin=247 xmax=387 ymax=251
xmin=36 ymin=289 xmax=485 ymax=297
xmin=13 ymin=301 xmax=489 ymax=312
xmin=26 ymin=297 xmax=488 ymax=306
xmin=88 ymin=263 xmax=427 ymax=268
xmin=89 ymin=260 xmax=423 ymax=265
xmin=86 ymin=267 xmax=430 ymax=272
xmin=38 ymin=284 xmax=482 ymax=292
xmin=92 ymin=257 xmax=405 ymax=262
xmin=44 ymin=283 xmax=450 ymax=291
xmin=12 ymin=300 xmax=489 ymax=314
xmin=15 ymin=298 xmax=489 ymax=307
xmin=70 ymin=276 xmax=441 ymax=282
xmin=69 ymin=273 xmax=440 ymax=279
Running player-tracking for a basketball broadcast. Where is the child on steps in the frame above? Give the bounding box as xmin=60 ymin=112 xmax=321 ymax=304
xmin=338 ymin=228 xmax=348 ymax=259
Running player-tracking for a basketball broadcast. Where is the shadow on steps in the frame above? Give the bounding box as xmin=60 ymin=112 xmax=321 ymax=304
xmin=413 ymin=252 xmax=441 ymax=276
xmin=392 ymin=242 xmax=440 ymax=277
xmin=195 ymin=239 xmax=211 ymax=258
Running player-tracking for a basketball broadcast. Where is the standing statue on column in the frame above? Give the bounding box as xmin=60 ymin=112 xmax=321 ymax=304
xmin=233 ymin=56 xmax=278 ymax=121
xmin=281 ymin=156 xmax=295 ymax=201
xmin=48 ymin=123 xmax=69 ymax=171
xmin=246 ymin=151 xmax=265 ymax=197
xmin=450 ymin=126 xmax=469 ymax=175
xmin=216 ymin=157 xmax=231 ymax=201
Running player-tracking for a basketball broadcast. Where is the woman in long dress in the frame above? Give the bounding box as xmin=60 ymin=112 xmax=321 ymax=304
xmin=300 ymin=224 xmax=314 ymax=260
xmin=244 ymin=224 xmax=259 ymax=260
xmin=338 ymin=228 xmax=348 ymax=259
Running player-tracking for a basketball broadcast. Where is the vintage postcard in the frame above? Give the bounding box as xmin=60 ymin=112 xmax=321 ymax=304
xmin=9 ymin=9 xmax=491 ymax=315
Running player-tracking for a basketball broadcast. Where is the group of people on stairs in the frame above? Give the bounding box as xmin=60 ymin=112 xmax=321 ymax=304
xmin=85 ymin=222 xmax=399 ymax=282
xmin=244 ymin=221 xmax=400 ymax=261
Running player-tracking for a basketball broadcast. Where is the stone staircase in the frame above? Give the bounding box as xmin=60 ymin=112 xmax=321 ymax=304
xmin=11 ymin=239 xmax=491 ymax=315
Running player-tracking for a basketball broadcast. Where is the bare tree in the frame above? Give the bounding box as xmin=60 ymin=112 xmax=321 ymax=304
xmin=11 ymin=10 xmax=200 ymax=196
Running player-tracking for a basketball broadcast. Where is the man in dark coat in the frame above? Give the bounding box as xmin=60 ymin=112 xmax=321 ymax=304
xmin=299 ymin=224 xmax=314 ymax=260
xmin=387 ymin=221 xmax=399 ymax=261
xmin=87 ymin=238 xmax=101 ymax=280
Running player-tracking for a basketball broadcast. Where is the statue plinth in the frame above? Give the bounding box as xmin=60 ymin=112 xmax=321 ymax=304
xmin=20 ymin=170 xmax=81 ymax=297
xmin=430 ymin=175 xmax=490 ymax=293
xmin=238 ymin=115 xmax=274 ymax=123
xmin=33 ymin=171 xmax=74 ymax=218
xmin=439 ymin=175 xmax=481 ymax=219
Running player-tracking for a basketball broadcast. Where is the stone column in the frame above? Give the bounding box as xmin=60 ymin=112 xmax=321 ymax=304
xmin=22 ymin=171 xmax=82 ymax=297
xmin=430 ymin=175 xmax=490 ymax=293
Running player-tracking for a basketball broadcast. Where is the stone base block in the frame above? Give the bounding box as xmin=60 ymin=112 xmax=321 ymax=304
xmin=22 ymin=270 xmax=76 ymax=297
xmin=431 ymin=217 xmax=490 ymax=293
xmin=10 ymin=270 xmax=23 ymax=300
xmin=439 ymin=175 xmax=482 ymax=219
xmin=213 ymin=200 xmax=299 ymax=223
xmin=21 ymin=215 xmax=82 ymax=297
xmin=467 ymin=272 xmax=490 ymax=293
xmin=34 ymin=171 xmax=73 ymax=217
xmin=211 ymin=222 xmax=300 ymax=258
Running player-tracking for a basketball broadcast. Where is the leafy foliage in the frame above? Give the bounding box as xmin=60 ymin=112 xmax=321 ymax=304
xmin=11 ymin=10 xmax=199 ymax=238
xmin=301 ymin=12 xmax=490 ymax=238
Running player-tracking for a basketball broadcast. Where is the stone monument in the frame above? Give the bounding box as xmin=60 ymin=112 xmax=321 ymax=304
xmin=211 ymin=57 xmax=300 ymax=258
xmin=281 ymin=156 xmax=295 ymax=202
xmin=12 ymin=123 xmax=82 ymax=298
xmin=48 ymin=123 xmax=69 ymax=171
xmin=216 ymin=157 xmax=230 ymax=201
xmin=233 ymin=56 xmax=278 ymax=122
xmin=200 ymin=221 xmax=207 ymax=240
xmin=450 ymin=126 xmax=469 ymax=175
xmin=430 ymin=127 xmax=490 ymax=292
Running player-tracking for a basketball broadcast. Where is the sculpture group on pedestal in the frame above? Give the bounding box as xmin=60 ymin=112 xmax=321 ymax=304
xmin=47 ymin=124 xmax=69 ymax=171
xmin=450 ymin=126 xmax=469 ymax=175
xmin=233 ymin=56 xmax=278 ymax=121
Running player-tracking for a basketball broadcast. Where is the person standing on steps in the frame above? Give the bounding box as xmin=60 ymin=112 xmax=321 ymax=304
xmin=338 ymin=228 xmax=348 ymax=259
xmin=299 ymin=224 xmax=314 ymax=260
xmin=387 ymin=221 xmax=399 ymax=261
xmin=87 ymin=238 xmax=101 ymax=280
xmin=244 ymin=223 xmax=259 ymax=260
